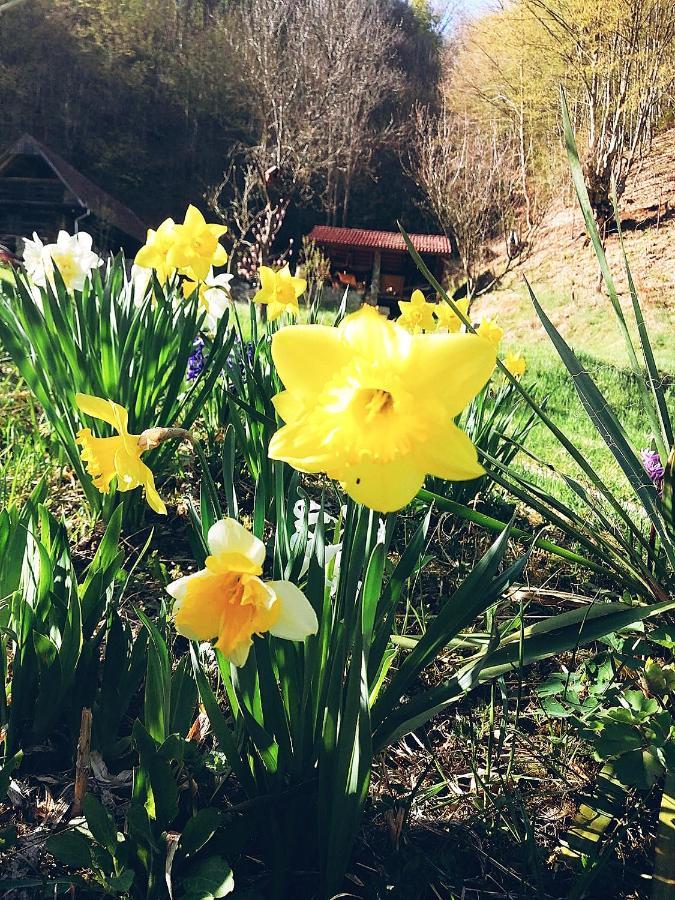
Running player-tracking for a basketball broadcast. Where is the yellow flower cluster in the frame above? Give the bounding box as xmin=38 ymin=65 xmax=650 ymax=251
xmin=397 ymin=292 xmax=527 ymax=380
xmin=397 ymin=290 xmax=469 ymax=334
xmin=135 ymin=205 xmax=228 ymax=285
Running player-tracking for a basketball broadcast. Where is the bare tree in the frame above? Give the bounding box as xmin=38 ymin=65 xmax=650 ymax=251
xmin=411 ymin=102 xmax=520 ymax=298
xmin=523 ymin=0 xmax=675 ymax=227
xmin=222 ymin=0 xmax=401 ymax=226
xmin=208 ymin=152 xmax=291 ymax=278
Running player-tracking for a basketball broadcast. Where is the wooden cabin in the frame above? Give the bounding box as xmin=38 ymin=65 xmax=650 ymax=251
xmin=306 ymin=225 xmax=453 ymax=307
xmin=0 ymin=134 xmax=146 ymax=255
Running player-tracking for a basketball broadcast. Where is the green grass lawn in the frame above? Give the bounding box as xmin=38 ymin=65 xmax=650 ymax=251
xmin=490 ymin=272 xmax=674 ymax=503
xmin=502 ymin=339 xmax=674 ymax=506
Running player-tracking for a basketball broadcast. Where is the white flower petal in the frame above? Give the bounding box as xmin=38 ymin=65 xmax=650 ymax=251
xmin=268 ymin=581 xmax=318 ymax=641
xmin=207 ymin=518 xmax=266 ymax=568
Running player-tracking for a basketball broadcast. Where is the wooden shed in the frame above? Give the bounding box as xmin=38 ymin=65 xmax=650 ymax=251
xmin=0 ymin=134 xmax=146 ymax=255
xmin=306 ymin=225 xmax=453 ymax=305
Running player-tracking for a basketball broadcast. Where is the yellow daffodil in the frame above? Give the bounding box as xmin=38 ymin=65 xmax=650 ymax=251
xmin=134 ymin=218 xmax=179 ymax=284
xmin=253 ymin=264 xmax=306 ymax=321
xmin=168 ymin=518 xmax=318 ymax=666
xmin=397 ymin=289 xmax=436 ymax=334
xmin=435 ymin=298 xmax=469 ymax=333
xmin=268 ymin=305 xmax=496 ymax=513
xmin=76 ymin=393 xmax=166 ymax=514
xmin=503 ymin=351 xmax=526 ymax=379
xmin=166 ymin=205 xmax=228 ymax=282
xmin=477 ymin=316 xmax=504 ymax=348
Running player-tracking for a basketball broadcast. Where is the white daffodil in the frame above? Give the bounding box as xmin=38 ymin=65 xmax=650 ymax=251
xmin=167 ymin=518 xmax=318 ymax=667
xmin=22 ymin=232 xmax=54 ymax=288
xmin=44 ymin=231 xmax=102 ymax=292
xmin=182 ymin=268 xmax=234 ymax=333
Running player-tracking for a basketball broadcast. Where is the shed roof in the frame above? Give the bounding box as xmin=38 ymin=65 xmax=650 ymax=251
xmin=0 ymin=134 xmax=147 ymax=242
xmin=307 ymin=225 xmax=451 ymax=255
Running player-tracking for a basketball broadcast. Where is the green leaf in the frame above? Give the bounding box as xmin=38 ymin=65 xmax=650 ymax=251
xmin=137 ymin=608 xmax=171 ymax=744
xmin=614 ymin=748 xmax=664 ymax=790
xmin=560 ymin=90 xmax=669 ymax=458
xmin=0 ymin=750 xmax=21 ymax=800
xmin=46 ymin=829 xmax=93 ymax=868
xmin=178 ymin=855 xmax=234 ymax=899
xmin=652 ymin=770 xmax=675 ymax=899
xmin=189 ymin=645 xmax=255 ymax=794
xmin=83 ymin=793 xmax=118 ymax=856
xmin=178 ymin=808 xmax=223 ymax=859
xmin=526 ymin=279 xmax=674 ymax=562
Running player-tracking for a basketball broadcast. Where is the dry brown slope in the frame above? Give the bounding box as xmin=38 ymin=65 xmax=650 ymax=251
xmin=473 ymin=128 xmax=675 ymax=368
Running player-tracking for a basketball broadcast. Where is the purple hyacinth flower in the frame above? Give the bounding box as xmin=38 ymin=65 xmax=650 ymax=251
xmin=187 ymin=336 xmax=205 ymax=381
xmin=641 ymin=448 xmax=664 ymax=487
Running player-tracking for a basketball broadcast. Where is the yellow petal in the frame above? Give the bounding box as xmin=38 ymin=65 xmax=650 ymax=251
xmin=254 ymin=266 xmax=276 ymax=304
xmin=144 ymin=468 xmax=167 ymax=515
xmin=272 ymin=390 xmax=305 ymax=423
xmin=271 ymin=324 xmax=348 ymax=395
xmin=183 ymin=257 xmax=211 ymax=282
xmin=266 ymin=300 xmax=285 ymax=321
xmin=338 ymin=458 xmax=425 ymax=513
xmin=214 ymin=575 xmax=279 ymax=665
xmin=77 ymin=429 xmax=122 ymax=493
xmin=76 ymin=393 xmax=130 ymax=435
xmin=212 ymin=244 xmax=228 ymax=267
xmin=341 ymin=305 xmax=410 ymax=361
xmin=207 ymin=223 xmax=228 ymax=240
xmin=182 ymin=278 xmax=199 ymax=299
xmin=268 ymin=421 xmax=329 ymax=473
xmin=267 ymin=581 xmax=318 ymax=640
xmin=183 ymin=204 xmax=206 ymax=230
xmin=404 ymin=333 xmax=495 ymax=416
xmin=416 ymin=421 xmax=484 ymax=482
xmin=171 ymin=569 xmax=224 ymax=642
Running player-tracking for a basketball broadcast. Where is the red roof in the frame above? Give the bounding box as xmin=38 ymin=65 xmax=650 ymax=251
xmin=307 ymin=225 xmax=451 ymax=255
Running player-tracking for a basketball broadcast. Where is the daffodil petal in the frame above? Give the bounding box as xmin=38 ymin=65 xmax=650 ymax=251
xmin=417 ymin=421 xmax=485 ymax=482
xmin=184 ymin=204 xmax=206 ymax=230
xmin=268 ymin=421 xmax=331 ymax=473
xmin=272 ymin=390 xmax=305 ymax=424
xmin=338 ymin=458 xmax=425 ymax=513
xmin=220 ymin=638 xmax=253 ymax=667
xmin=76 ymin=393 xmax=129 ymax=431
xmin=207 ymin=518 xmax=266 ymax=569
xmin=170 ymin=570 xmax=221 ymax=641
xmin=266 ymin=301 xmax=285 ymax=321
xmin=267 ymin=581 xmax=318 ymax=641
xmin=342 ymin=305 xmax=411 ymax=361
xmin=271 ymin=325 xmax=349 ymax=395
xmin=405 ymin=333 xmax=495 ymax=417
xmin=144 ymin=468 xmax=167 ymax=515
xmin=256 ymin=266 xmax=276 ymax=301
xmin=212 ymin=244 xmax=228 ymax=267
